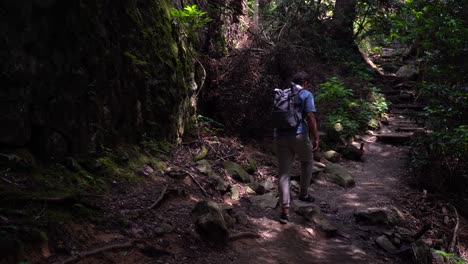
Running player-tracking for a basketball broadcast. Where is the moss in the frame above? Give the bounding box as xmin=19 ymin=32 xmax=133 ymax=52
xmin=193 ymin=145 xmax=208 ymax=161
xmin=123 ymin=51 xmax=149 ymax=66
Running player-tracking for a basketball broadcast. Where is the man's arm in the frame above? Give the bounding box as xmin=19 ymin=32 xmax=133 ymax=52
xmin=306 ymin=112 xmax=319 ymax=151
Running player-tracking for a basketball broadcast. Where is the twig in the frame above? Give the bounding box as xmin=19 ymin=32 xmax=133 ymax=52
xmin=56 ymin=241 xmax=133 ymax=264
xmin=449 ymin=205 xmax=460 ymax=253
xmin=183 ymin=170 xmax=208 ymax=197
xmin=147 ymin=185 xmax=168 ymax=210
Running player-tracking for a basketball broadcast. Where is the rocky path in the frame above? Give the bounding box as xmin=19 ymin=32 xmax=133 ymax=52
xmin=230 ymin=136 xmax=411 ymax=264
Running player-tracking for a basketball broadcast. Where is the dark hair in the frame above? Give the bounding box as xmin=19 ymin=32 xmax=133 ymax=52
xmin=291 ymin=71 xmax=309 ymax=85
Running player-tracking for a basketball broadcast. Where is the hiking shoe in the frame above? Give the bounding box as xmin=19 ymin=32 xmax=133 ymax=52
xmin=298 ymin=194 xmax=315 ymax=203
xmin=279 ymin=212 xmax=289 ymax=224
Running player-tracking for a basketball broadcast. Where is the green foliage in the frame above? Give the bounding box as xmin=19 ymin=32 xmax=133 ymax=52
xmin=196 ymin=115 xmax=224 ymax=134
xmin=369 ymin=87 xmax=389 ymax=118
xmin=389 ymin=0 xmax=468 ymax=81
xmin=171 ymin=5 xmax=212 ymax=37
xmin=316 ymin=77 xmax=374 ymax=140
xmin=434 ymin=250 xmax=467 ymax=264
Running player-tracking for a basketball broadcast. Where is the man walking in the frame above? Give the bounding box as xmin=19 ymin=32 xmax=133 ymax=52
xmin=275 ymin=71 xmax=319 ymax=224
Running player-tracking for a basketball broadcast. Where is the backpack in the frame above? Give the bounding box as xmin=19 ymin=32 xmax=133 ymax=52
xmin=272 ymin=85 xmax=304 ymax=129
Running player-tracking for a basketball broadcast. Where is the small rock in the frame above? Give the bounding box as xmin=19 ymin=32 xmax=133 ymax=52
xmin=245 ymin=186 xmax=257 ymax=195
xmin=290 ymin=180 xmax=300 ymax=190
xmin=214 ymin=179 xmax=229 ymax=194
xmin=422 ymin=238 xmax=433 ymax=247
xmin=249 ymin=193 xmax=278 ymax=209
xmin=324 ymin=163 xmax=355 ymax=188
xmin=323 ymin=150 xmax=341 ymax=163
xmin=196 ymin=160 xmax=214 ymax=177
xmin=249 ymin=182 xmax=266 ymax=195
xmin=354 ymin=208 xmax=400 ymax=225
xmin=165 ymin=167 xmax=187 ymax=180
xmin=154 ymin=223 xmax=174 ymax=235
xmin=230 ymin=185 xmax=240 ymax=201
xmin=296 ymin=206 xmax=337 ymax=236
xmin=375 ymin=235 xmax=397 ymax=253
xmin=137 ymin=164 xmax=154 ymax=177
xmin=314 ymin=162 xmax=326 ymax=169
xmin=234 ymin=211 xmax=249 ymax=226
xmin=443 ymin=215 xmax=450 ymax=225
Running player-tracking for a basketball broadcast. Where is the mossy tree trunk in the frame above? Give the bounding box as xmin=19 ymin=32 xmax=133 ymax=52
xmin=0 ymin=0 xmax=195 ymax=158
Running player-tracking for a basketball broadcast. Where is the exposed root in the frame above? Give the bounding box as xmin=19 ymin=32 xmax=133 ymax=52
xmin=147 ymin=184 xmax=168 ymax=210
xmin=56 ymin=241 xmax=134 ymax=264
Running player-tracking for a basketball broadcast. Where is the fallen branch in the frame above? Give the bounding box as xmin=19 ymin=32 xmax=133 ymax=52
xmin=184 ymin=170 xmax=208 ymax=197
xmin=147 ymin=184 xmax=168 ymax=210
xmin=449 ymin=205 xmax=460 ymax=253
xmin=56 ymin=241 xmax=133 ymax=264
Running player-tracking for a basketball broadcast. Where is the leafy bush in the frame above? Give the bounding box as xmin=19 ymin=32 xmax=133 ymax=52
xmin=316 ymin=77 xmax=374 ymax=140
xmin=171 ymin=5 xmax=212 ymax=39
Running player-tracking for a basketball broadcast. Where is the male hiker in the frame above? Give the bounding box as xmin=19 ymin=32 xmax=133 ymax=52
xmin=273 ymin=71 xmax=319 ymax=224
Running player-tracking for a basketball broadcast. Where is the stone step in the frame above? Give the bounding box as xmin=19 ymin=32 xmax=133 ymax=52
xmin=376 ymin=133 xmax=413 ymax=144
xmin=396 ymin=127 xmax=425 ymax=132
xmin=392 ymin=104 xmax=425 ymax=110
xmin=391 ymin=109 xmax=421 ymax=115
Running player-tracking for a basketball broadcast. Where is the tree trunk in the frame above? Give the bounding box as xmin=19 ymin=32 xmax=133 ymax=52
xmin=332 ymin=0 xmax=357 ymax=43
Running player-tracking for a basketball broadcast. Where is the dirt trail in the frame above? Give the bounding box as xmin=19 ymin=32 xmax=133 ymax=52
xmin=231 ymin=137 xmax=409 ymax=264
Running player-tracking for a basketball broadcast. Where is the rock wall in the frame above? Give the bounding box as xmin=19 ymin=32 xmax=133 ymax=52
xmin=0 ymin=0 xmax=194 ymax=157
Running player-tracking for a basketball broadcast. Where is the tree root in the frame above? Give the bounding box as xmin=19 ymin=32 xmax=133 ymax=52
xmin=448 ymin=205 xmax=459 ymax=253
xmin=184 ymin=170 xmax=208 ymax=197
xmin=147 ymin=184 xmax=168 ymax=210
xmin=56 ymin=241 xmax=134 ymax=264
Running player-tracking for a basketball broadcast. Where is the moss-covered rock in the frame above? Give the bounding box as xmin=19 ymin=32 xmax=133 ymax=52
xmin=223 ymin=161 xmax=252 ymax=183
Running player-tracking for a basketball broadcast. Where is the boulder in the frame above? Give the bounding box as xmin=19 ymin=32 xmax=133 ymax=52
xmin=323 ymin=150 xmax=341 ymax=163
xmin=354 ymin=208 xmax=402 ymax=225
xmin=296 ymin=206 xmax=337 ymax=236
xmin=224 ymin=161 xmax=252 ymax=183
xmin=192 ymin=201 xmax=229 ymax=245
xmin=324 ymin=163 xmax=355 ymax=188
xmin=249 ymin=193 xmax=278 ymax=209
xmin=396 ymin=65 xmax=419 ymax=79
xmin=196 ymin=160 xmax=214 ymax=177
xmin=375 ymin=235 xmax=397 ymax=253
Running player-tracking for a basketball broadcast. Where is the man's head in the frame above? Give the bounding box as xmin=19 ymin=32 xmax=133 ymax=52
xmin=291 ymin=71 xmax=310 ymax=87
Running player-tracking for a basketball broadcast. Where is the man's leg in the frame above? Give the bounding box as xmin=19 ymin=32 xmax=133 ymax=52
xmin=295 ymin=134 xmax=314 ymax=198
xmin=276 ymin=137 xmax=294 ymax=210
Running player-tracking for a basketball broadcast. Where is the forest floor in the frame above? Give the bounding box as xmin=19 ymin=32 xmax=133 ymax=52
xmin=38 ymin=108 xmax=468 ymax=264
xmin=11 ymin=48 xmax=467 ymax=264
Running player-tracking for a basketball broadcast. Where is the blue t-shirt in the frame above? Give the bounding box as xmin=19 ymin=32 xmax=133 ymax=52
xmin=276 ymin=84 xmax=316 ymax=137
